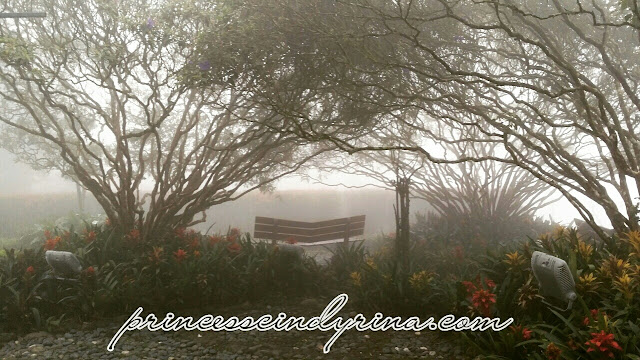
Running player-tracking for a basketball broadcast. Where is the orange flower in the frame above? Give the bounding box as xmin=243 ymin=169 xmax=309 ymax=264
xmin=175 ymin=227 xmax=186 ymax=239
xmin=25 ymin=266 xmax=35 ymax=275
xmin=227 ymin=242 xmax=242 ymax=253
xmin=127 ymin=229 xmax=141 ymax=241
xmin=44 ymin=236 xmax=61 ymax=250
xmin=567 ymin=338 xmax=579 ymax=350
xmin=193 ymin=250 xmax=201 ymax=258
xmin=285 ymin=237 xmax=298 ymax=244
xmin=471 ymin=289 xmax=496 ymax=317
xmin=545 ymin=343 xmax=562 ymax=360
xmin=44 ymin=230 xmax=51 ymax=240
xmin=85 ymin=266 xmax=95 ymax=276
xmin=85 ymin=231 xmax=96 ymax=243
xmin=174 ymin=248 xmax=188 ymax=262
xmin=149 ymin=247 xmax=164 ymax=263
xmin=188 ymin=238 xmax=200 ymax=250
xmin=209 ymin=235 xmax=224 ymax=245
xmin=585 ymin=331 xmax=622 ymax=358
xmin=227 ymin=228 xmax=241 ymax=242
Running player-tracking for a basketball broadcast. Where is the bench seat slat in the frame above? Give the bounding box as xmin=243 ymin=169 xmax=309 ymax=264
xmin=253 ymin=215 xmax=366 ymax=243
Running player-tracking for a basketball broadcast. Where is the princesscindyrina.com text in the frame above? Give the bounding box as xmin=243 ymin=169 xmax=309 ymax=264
xmin=108 ymin=294 xmax=514 ymax=354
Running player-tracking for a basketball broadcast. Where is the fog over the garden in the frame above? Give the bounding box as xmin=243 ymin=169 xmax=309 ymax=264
xmin=0 ymin=147 xmax=600 ymax=239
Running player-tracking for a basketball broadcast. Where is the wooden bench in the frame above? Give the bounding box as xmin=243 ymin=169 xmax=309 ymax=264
xmin=253 ymin=215 xmax=366 ymax=244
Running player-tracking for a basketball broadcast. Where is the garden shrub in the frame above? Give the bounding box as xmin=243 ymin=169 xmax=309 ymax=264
xmin=343 ymin=225 xmax=640 ymax=358
xmin=0 ymin=221 xmax=324 ymax=333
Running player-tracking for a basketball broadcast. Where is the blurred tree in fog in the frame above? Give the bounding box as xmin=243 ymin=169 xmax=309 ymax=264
xmin=198 ymin=0 xmax=640 ymax=239
xmin=313 ymin=123 xmax=559 ymax=244
xmin=0 ymin=0 xmax=329 ymax=239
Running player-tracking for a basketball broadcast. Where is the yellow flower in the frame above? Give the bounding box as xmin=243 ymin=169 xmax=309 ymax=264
xmin=536 ymin=234 xmax=554 ymax=251
xmin=365 ymin=257 xmax=377 ymax=270
xmin=577 ymin=273 xmax=601 ymax=293
xmin=577 ymin=240 xmax=593 ymax=260
xmin=504 ymin=251 xmax=527 ymax=270
xmin=624 ymin=230 xmax=640 ymax=258
xmin=350 ymin=271 xmax=362 ymax=287
xmin=517 ymin=275 xmax=541 ymax=310
xmin=613 ymin=272 xmax=635 ymax=301
xmin=599 ymin=256 xmax=631 ymax=278
xmin=409 ymin=270 xmax=434 ymax=292
xmin=553 ymin=225 xmax=566 ymax=239
xmin=629 ymin=265 xmax=640 ymax=280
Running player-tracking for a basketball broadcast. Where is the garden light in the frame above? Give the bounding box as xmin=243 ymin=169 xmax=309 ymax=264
xmin=531 ymin=251 xmax=577 ymax=311
xmin=45 ymin=250 xmax=82 ymax=276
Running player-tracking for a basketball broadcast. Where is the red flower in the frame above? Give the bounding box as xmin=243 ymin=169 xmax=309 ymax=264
xmin=471 ymin=289 xmax=496 ymax=317
xmin=193 ymin=250 xmax=201 ymax=258
xmin=174 ymin=249 xmax=188 ymax=262
xmin=285 ymin=237 xmax=298 ymax=244
xmin=85 ymin=231 xmax=96 ymax=243
xmin=485 ymin=278 xmax=496 ymax=289
xmin=584 ymin=309 xmax=605 ymax=326
xmin=44 ymin=236 xmax=61 ymax=250
xmin=44 ymin=230 xmax=51 ymax=240
xmin=462 ymin=281 xmax=477 ymax=296
xmin=175 ymin=227 xmax=186 ymax=239
xmin=545 ymin=343 xmax=562 ymax=360
xmin=227 ymin=242 xmax=242 ymax=253
xmin=85 ymin=266 xmax=95 ymax=276
xmin=25 ymin=266 xmax=35 ymax=275
xmin=510 ymin=325 xmax=532 ymax=340
xmin=585 ymin=331 xmax=622 ymax=358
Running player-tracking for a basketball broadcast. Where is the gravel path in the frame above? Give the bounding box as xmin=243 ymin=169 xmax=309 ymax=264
xmin=1 ymin=298 xmax=471 ymax=360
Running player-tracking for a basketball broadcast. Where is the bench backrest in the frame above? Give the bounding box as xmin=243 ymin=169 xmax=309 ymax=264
xmin=254 ymin=215 xmax=366 ymax=244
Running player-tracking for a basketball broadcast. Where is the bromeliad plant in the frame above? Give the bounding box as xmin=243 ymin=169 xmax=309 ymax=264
xmin=462 ymin=227 xmax=640 ymax=359
xmin=0 ymin=221 xmax=324 ymax=333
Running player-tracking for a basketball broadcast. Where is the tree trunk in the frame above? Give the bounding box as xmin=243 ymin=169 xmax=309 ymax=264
xmin=394 ymin=176 xmax=411 ymax=275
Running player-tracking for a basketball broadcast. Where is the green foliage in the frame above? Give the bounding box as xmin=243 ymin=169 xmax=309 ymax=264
xmin=339 ymin=222 xmax=640 ymax=358
xmin=0 ymin=223 xmax=324 ymax=333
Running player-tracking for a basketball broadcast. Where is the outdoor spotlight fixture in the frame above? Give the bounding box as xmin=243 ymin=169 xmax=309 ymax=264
xmin=45 ymin=250 xmax=83 ymax=277
xmin=531 ymin=251 xmax=577 ymax=311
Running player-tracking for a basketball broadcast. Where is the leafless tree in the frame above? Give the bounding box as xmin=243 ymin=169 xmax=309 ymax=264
xmin=0 ymin=0 xmax=328 ymax=239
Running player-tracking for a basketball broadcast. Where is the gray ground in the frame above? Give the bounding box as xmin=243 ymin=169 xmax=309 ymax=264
xmin=1 ymin=299 xmax=470 ymax=360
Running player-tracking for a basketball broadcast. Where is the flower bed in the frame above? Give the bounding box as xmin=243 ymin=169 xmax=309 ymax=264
xmin=341 ymin=228 xmax=640 ymax=358
xmin=0 ymin=222 xmax=323 ymax=333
